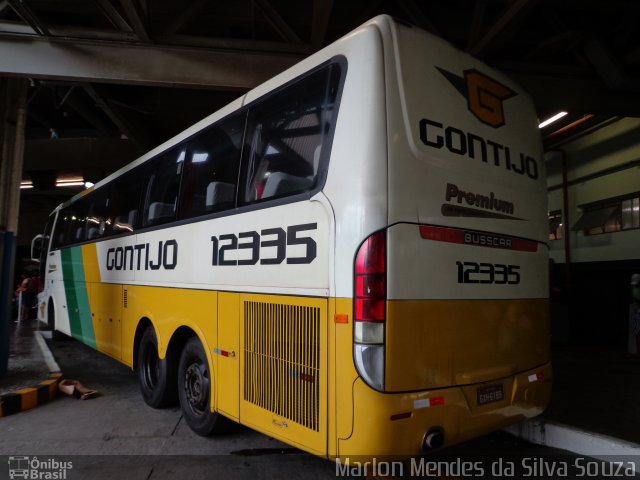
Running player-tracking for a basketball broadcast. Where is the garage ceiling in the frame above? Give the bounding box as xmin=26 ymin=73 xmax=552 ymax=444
xmin=1 ymin=0 xmax=639 ymax=189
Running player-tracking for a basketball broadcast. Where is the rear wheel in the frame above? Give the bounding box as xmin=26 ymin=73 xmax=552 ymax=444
xmin=138 ymin=326 xmax=177 ymax=408
xmin=178 ymin=337 xmax=228 ymax=435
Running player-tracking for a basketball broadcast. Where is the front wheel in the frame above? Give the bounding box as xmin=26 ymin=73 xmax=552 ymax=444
xmin=178 ymin=337 xmax=228 ymax=435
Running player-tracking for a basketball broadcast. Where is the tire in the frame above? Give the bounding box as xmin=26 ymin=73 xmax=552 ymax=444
xmin=178 ymin=337 xmax=228 ymax=436
xmin=138 ymin=326 xmax=177 ymax=408
xmin=48 ymin=299 xmax=67 ymax=341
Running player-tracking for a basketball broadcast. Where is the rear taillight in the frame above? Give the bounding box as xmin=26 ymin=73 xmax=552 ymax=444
xmin=354 ymin=231 xmax=386 ymax=390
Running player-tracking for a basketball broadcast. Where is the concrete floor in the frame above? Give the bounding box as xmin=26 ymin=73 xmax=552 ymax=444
xmin=0 ymin=336 xmax=593 ymax=480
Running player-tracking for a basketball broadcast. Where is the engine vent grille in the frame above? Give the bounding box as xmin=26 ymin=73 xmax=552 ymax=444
xmin=244 ymin=301 xmax=320 ymax=431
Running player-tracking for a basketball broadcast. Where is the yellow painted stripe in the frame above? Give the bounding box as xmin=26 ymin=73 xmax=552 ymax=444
xmin=81 ymin=242 xmax=101 ymax=283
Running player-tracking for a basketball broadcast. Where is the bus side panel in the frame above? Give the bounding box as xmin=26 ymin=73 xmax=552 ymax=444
xmin=81 ymin=242 xmax=123 ymax=360
xmin=217 ymin=291 xmax=240 ymax=420
xmin=58 ymin=246 xmax=95 ymax=348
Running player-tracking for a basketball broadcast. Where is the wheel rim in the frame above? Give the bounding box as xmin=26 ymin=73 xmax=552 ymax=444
xmin=142 ymin=342 xmax=159 ymax=390
xmin=184 ymin=357 xmax=209 ymax=416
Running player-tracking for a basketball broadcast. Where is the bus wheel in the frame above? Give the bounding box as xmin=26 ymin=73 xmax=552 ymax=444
xmin=178 ymin=337 xmax=228 ymax=436
xmin=138 ymin=326 xmax=177 ymax=408
xmin=48 ymin=299 xmax=66 ymax=341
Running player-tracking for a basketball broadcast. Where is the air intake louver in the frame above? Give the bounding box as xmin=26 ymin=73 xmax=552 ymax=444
xmin=244 ymin=301 xmax=320 ymax=431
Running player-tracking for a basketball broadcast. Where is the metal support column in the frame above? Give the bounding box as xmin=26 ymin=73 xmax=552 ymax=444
xmin=0 ymin=77 xmax=28 ymax=378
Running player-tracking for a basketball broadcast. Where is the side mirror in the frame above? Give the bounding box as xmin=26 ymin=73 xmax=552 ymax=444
xmin=31 ymin=234 xmax=43 ymax=261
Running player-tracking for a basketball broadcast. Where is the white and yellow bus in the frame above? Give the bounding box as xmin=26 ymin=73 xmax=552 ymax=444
xmin=37 ymin=15 xmax=551 ymax=460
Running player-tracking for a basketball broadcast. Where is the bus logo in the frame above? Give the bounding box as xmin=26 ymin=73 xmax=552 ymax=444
xmin=437 ymin=67 xmax=516 ymax=128
xmin=8 ymin=457 xmax=29 ymax=479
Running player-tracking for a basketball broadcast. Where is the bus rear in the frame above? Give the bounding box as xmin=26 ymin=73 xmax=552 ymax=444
xmin=339 ymin=18 xmax=550 ymax=458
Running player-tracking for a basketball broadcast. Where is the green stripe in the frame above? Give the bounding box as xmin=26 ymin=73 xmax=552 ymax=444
xmin=61 ymin=247 xmax=96 ymax=348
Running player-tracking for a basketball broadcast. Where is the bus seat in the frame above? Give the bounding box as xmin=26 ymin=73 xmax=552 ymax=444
xmin=87 ymin=227 xmax=99 ymax=240
xmin=262 ymin=172 xmax=313 ymax=199
xmin=75 ymin=227 xmax=84 ymax=241
xmin=206 ymin=182 xmax=234 ymax=208
xmin=148 ymin=202 xmax=175 ymax=223
xmin=313 ymin=144 xmax=321 ymax=175
xmin=128 ymin=209 xmax=138 ymax=227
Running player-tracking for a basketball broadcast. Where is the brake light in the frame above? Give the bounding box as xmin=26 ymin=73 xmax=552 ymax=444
xmin=353 ymin=231 xmax=386 ymax=391
xmin=354 ymin=232 xmax=386 ymax=323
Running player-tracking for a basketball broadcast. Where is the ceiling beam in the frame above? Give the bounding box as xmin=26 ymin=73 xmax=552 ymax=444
xmin=156 ymin=33 xmax=310 ymax=55
xmin=582 ymin=38 xmax=638 ymax=92
xmin=82 ymin=83 xmax=154 ymax=151
xmin=311 ymin=0 xmax=333 ymax=50
xmin=118 ymin=0 xmax=149 ymax=42
xmin=164 ymin=0 xmax=209 ymax=35
xmin=93 ymin=0 xmax=133 ymax=33
xmin=58 ymin=87 xmax=114 ymax=135
xmin=6 ymin=0 xmax=50 ymax=36
xmin=470 ymin=0 xmax=541 ymax=57
xmin=0 ymin=32 xmax=302 ymax=90
xmin=253 ymin=0 xmax=302 ymax=44
xmin=0 ymin=19 xmax=37 ymax=35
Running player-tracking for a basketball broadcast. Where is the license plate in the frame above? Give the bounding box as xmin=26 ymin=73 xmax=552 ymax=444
xmin=477 ymin=384 xmax=505 ymax=406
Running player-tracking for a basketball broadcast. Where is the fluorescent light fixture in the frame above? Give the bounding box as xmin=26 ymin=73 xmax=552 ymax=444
xmin=20 ymin=180 xmax=33 ymax=189
xmin=56 ymin=180 xmax=85 ymax=187
xmin=539 ymin=111 xmax=568 ymax=129
xmin=56 ymin=175 xmax=85 ymax=188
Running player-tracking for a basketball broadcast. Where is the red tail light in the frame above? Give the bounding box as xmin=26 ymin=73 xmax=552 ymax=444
xmin=354 ymin=231 xmax=386 ymax=322
xmin=354 ymin=230 xmax=387 ymax=390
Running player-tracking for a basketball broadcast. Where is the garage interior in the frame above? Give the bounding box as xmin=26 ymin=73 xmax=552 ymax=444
xmin=1 ymin=0 xmax=640 ymax=458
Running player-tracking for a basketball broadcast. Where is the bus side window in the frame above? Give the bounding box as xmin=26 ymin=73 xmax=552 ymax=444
xmin=86 ymin=188 xmax=109 ymax=240
xmin=106 ymin=170 xmax=143 ymax=236
xmin=142 ymin=147 xmax=184 ymax=227
xmin=241 ymin=63 xmax=341 ymax=204
xmin=51 ymin=199 xmax=88 ymax=249
xmin=178 ymin=113 xmax=244 ymax=219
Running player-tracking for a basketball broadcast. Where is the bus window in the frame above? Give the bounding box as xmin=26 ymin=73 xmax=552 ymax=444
xmin=106 ymin=171 xmax=144 ymax=236
xmin=86 ymin=188 xmax=109 ymax=240
xmin=142 ymin=147 xmax=185 ymax=227
xmin=178 ymin=113 xmax=244 ymax=219
xmin=51 ymin=199 xmax=88 ymax=249
xmin=241 ymin=63 xmax=341 ymax=204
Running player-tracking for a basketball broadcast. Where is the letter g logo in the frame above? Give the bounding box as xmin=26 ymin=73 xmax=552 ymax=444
xmin=437 ymin=67 xmax=516 ymax=128
xmin=464 ymin=69 xmax=516 ymax=128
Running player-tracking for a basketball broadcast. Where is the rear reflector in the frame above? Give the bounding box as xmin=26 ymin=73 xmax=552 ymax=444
xmin=419 ymin=225 xmax=538 ymax=252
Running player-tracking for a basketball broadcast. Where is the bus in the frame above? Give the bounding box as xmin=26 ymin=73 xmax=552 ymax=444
xmin=36 ymin=15 xmax=551 ymax=460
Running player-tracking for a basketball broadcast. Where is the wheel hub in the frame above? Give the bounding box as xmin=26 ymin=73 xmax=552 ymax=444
xmin=184 ymin=362 xmax=208 ymax=412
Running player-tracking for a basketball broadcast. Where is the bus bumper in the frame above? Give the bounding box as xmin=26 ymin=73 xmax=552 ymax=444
xmin=337 ymin=361 xmax=552 ymax=460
